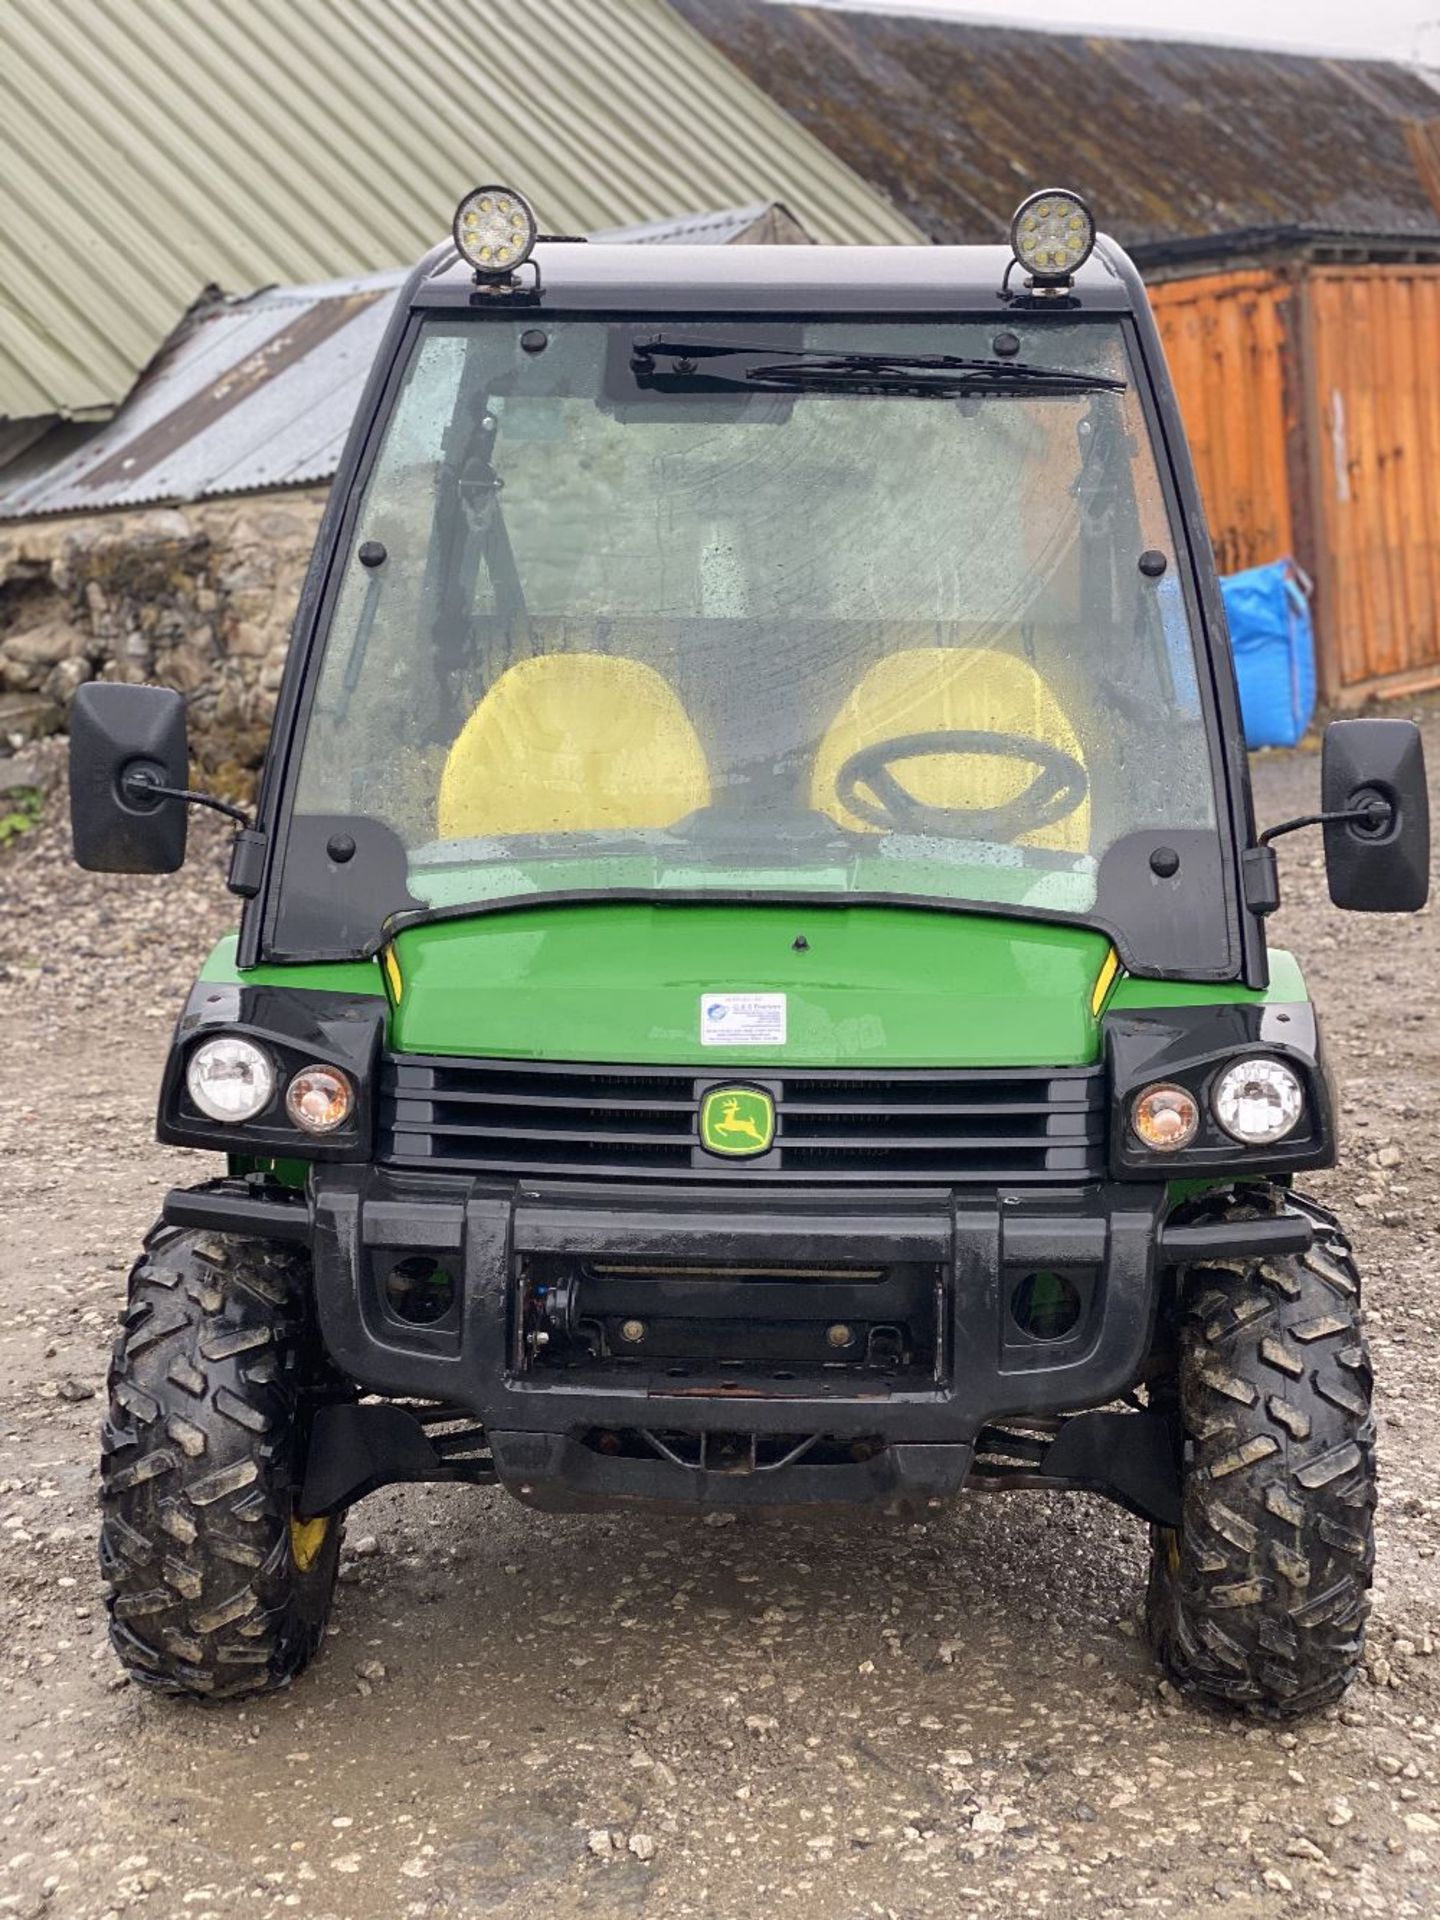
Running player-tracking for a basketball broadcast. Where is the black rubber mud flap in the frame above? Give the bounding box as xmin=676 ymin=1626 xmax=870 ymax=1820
xmin=300 ymin=1402 xmax=445 ymax=1517
xmin=1041 ymin=1409 xmax=1182 ymax=1527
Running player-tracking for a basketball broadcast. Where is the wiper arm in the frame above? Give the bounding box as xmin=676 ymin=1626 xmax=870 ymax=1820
xmin=631 ymin=340 xmax=1125 ymax=398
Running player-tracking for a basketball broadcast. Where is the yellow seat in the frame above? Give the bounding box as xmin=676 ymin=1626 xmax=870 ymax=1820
xmin=438 ymin=652 xmax=710 ymax=839
xmin=811 ymin=647 xmax=1090 ymax=852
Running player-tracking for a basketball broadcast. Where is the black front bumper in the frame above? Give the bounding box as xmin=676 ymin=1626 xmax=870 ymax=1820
xmin=165 ymin=1170 xmax=1312 ymax=1513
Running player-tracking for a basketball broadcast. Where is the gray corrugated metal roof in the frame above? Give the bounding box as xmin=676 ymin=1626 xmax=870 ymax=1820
xmin=675 ymin=1 xmax=1440 ymax=263
xmin=0 ymin=0 xmax=921 ymax=426
xmin=588 ymin=202 xmax=807 ymax=244
xmin=0 ymin=207 xmax=821 ymax=520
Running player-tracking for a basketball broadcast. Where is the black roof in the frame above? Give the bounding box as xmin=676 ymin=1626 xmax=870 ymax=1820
xmin=415 ymin=237 xmax=1141 ymax=311
xmin=672 ymin=1 xmax=1440 ymax=265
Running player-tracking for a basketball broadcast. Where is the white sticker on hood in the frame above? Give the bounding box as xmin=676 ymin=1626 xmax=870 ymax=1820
xmin=700 ymin=992 xmax=787 ymax=1046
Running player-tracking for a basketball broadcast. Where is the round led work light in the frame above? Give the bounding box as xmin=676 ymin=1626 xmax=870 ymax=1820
xmin=1010 ymin=189 xmax=1096 ymax=283
xmin=454 ymin=185 xmax=538 ymax=278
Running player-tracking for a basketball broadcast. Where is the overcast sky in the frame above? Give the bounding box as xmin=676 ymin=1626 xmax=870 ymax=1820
xmin=797 ymin=0 xmax=1440 ymax=61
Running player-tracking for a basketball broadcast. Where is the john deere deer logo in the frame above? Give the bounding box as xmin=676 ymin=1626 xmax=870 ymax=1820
xmin=699 ymin=1086 xmax=775 ymax=1158
xmin=715 ymin=1097 xmax=766 ymax=1146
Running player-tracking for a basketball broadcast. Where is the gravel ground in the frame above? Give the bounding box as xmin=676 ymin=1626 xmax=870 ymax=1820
xmin=2 ymin=725 xmax=1439 ymax=1920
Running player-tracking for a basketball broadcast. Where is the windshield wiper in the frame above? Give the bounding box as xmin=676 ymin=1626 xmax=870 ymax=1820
xmin=631 ymin=340 xmax=1125 ymax=399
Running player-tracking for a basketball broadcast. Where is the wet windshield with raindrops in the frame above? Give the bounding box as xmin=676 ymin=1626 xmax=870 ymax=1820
xmin=278 ymin=316 xmax=1228 ymax=970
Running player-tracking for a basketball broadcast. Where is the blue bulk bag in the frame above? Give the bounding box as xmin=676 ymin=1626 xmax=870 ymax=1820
xmin=1219 ymin=557 xmax=1317 ymax=749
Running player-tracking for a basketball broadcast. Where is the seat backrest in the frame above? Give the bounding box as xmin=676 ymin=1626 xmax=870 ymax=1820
xmin=810 ymin=646 xmax=1090 ymax=852
xmin=437 ymin=652 xmax=710 ymax=839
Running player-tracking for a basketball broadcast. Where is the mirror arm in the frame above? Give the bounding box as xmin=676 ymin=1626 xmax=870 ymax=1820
xmin=121 ymin=767 xmax=252 ymax=831
xmin=1259 ymin=798 xmax=1392 ymax=847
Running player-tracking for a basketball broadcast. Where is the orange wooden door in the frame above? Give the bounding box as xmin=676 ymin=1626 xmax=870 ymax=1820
xmin=1149 ymin=270 xmax=1297 ymax=579
xmin=1305 ymin=266 xmax=1440 ymax=700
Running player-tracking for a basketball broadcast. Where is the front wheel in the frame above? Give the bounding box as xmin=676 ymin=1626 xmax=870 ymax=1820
xmin=1147 ymin=1193 xmax=1376 ymax=1718
xmin=100 ymin=1224 xmax=342 ymax=1698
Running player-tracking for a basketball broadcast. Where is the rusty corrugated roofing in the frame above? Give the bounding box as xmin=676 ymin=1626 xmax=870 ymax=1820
xmin=0 ymin=277 xmax=398 ymax=519
xmin=0 ymin=206 xmax=818 ymax=521
xmin=0 ymin=0 xmax=920 ymax=426
xmin=673 ymin=1 xmax=1440 ymax=263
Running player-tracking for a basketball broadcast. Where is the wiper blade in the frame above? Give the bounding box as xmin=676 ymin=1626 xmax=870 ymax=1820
xmin=631 ymin=340 xmax=1125 ymax=398
xmin=748 ymin=361 xmax=1122 ymax=398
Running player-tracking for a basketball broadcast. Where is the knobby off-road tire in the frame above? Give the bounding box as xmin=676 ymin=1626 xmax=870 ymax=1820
xmin=100 ymin=1224 xmax=342 ymax=1698
xmin=1147 ymin=1191 xmax=1375 ymax=1718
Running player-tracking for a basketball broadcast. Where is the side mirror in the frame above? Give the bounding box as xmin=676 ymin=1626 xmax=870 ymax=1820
xmin=69 ymin=682 xmax=190 ymax=873
xmin=1322 ymin=717 xmax=1429 ymax=912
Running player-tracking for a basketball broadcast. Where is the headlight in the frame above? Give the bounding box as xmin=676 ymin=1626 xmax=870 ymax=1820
xmin=1010 ymin=188 xmax=1096 ymax=280
xmin=453 ymin=184 xmax=537 ymax=277
xmin=1213 ymin=1059 xmax=1304 ymax=1145
xmin=1131 ymin=1083 xmax=1200 ymax=1152
xmin=186 ymin=1036 xmax=275 ymax=1123
xmin=285 ymin=1065 xmax=355 ymax=1135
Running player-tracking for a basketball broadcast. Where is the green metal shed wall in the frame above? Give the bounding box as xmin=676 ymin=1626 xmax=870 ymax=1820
xmin=0 ymin=0 xmax=921 ymax=424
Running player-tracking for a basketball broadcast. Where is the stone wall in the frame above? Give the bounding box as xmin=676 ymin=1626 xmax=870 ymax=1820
xmin=0 ymin=488 xmax=328 ymax=789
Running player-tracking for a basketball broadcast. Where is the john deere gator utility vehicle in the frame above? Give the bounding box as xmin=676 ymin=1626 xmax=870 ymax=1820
xmin=72 ymin=186 xmax=1430 ymax=1713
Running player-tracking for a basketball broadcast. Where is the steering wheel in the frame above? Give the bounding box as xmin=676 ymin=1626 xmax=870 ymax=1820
xmin=835 ymin=730 xmax=1089 ymax=841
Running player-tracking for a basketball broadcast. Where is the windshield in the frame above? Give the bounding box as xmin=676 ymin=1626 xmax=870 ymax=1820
xmin=277 ymin=314 xmax=1229 ymax=972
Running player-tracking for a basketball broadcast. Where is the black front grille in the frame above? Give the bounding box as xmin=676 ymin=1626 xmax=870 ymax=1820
xmin=378 ymin=1056 xmax=1106 ymax=1185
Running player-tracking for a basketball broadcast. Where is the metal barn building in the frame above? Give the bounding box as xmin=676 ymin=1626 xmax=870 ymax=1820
xmin=677 ymin=0 xmax=1440 ymax=705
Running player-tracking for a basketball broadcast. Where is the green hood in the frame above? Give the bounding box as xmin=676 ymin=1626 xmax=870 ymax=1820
xmin=385 ymin=902 xmax=1117 ymax=1069
xmin=204 ymin=923 xmax=1308 ymax=1075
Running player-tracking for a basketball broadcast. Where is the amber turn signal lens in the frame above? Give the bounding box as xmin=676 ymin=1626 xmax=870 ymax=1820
xmin=1130 ymin=1082 xmax=1199 ymax=1152
xmin=285 ymin=1065 xmax=354 ymax=1134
